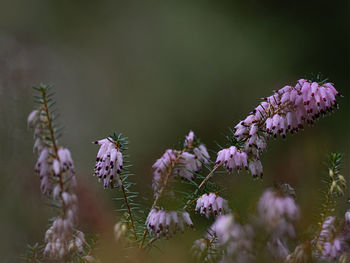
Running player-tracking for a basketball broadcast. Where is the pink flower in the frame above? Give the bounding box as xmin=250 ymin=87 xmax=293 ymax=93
xmin=195 ymin=193 xmax=229 ymax=218
xmin=94 ymin=138 xmax=123 ymax=188
xmin=146 ymin=208 xmax=193 ymax=238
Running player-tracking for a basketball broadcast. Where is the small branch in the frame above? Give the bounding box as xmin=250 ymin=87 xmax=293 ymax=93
xmin=140 ymin=147 xmax=188 ymax=248
xmin=41 ymin=88 xmax=66 ymax=213
xmin=197 ymin=163 xmax=221 ymax=191
xmin=120 ymin=181 xmax=138 ymax=241
xmin=143 ymin=237 xmax=159 ymax=249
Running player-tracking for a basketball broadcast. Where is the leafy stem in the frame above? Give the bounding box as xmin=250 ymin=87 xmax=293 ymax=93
xmin=140 ymin=146 xmax=190 ymax=248
xmin=40 ymin=87 xmax=66 ymax=213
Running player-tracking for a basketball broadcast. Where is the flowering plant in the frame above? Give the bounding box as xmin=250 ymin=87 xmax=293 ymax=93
xmin=22 ymin=79 xmax=349 ymax=263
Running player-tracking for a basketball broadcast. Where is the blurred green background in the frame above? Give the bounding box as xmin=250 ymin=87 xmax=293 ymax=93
xmin=0 ymin=0 xmax=348 ymax=262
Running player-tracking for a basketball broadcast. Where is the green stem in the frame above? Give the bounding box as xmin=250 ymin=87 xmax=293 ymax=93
xmin=120 ymin=180 xmax=138 ymax=241
xmin=41 ymin=88 xmax=66 ymax=214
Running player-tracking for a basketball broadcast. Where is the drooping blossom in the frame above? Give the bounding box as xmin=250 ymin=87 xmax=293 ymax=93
xmin=345 ymin=211 xmax=350 ymax=224
xmin=152 ymin=131 xmax=210 ymax=197
xmin=35 ymin=147 xmax=54 ymax=194
xmin=93 ymin=138 xmax=123 ymax=188
xmin=43 ymin=191 xmax=80 ymax=258
xmin=146 ymin=208 xmax=193 ymax=238
xmin=152 ymin=149 xmax=177 ymax=197
xmin=191 ymin=238 xmax=220 ymax=263
xmin=114 ymin=222 xmax=128 ymax=241
xmin=218 ymin=79 xmax=339 ymax=177
xmin=216 ymin=146 xmax=249 ymax=172
xmin=195 ymin=193 xmax=229 ymax=218
xmin=257 ymin=188 xmax=300 ymax=238
xmin=314 ymin=216 xmax=350 ymax=262
xmin=208 ymin=215 xmax=255 ymax=263
xmin=27 ymin=109 xmax=40 ymax=128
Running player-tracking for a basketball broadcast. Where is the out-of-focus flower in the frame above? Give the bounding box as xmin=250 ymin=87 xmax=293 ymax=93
xmin=267 ymin=238 xmax=290 ymax=261
xmin=286 ymin=242 xmax=312 ymax=263
xmin=68 ymin=230 xmax=85 ymax=253
xmin=146 ymin=208 xmax=193 ymax=238
xmin=44 ymin=191 xmax=79 ymax=258
xmin=27 ymin=109 xmax=40 ymax=128
xmin=185 ymin=130 xmax=195 ymax=147
xmin=314 ymin=216 xmax=350 ymax=262
xmin=191 ymin=238 xmax=220 ymax=263
xmin=195 ymin=193 xmax=229 ymax=218
xmin=345 ymin=211 xmax=350 ymax=224
xmin=257 ymin=188 xmax=300 ymax=238
xmin=114 ymin=222 xmax=128 ymax=241
xmin=208 ymin=215 xmax=254 ymax=263
xmin=94 ymin=138 xmax=123 ymax=188
xmin=82 ymin=255 xmax=100 ymax=263
xmin=35 ymin=147 xmax=53 ymax=194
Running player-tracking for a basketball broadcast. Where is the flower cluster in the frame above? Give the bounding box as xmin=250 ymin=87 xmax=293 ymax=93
xmin=219 ymin=79 xmax=339 ymax=177
xmin=152 ymin=131 xmax=209 ymax=197
xmin=195 ymin=193 xmax=229 ymax=218
xmin=257 ymin=188 xmax=300 ymax=238
xmin=208 ymin=215 xmax=254 ymax=263
xmin=314 ymin=216 xmax=350 ymax=262
xmin=94 ymin=138 xmax=123 ymax=188
xmin=27 ymin=86 xmax=85 ymax=260
xmin=146 ymin=208 xmax=193 ymax=238
xmin=216 ymin=146 xmax=249 ymax=172
xmin=44 ymin=195 xmax=82 ymax=258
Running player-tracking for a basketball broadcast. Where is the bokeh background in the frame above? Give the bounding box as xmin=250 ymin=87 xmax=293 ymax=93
xmin=0 ymin=0 xmax=349 ymax=262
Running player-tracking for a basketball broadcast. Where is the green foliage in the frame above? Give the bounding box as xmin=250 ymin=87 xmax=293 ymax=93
xmin=20 ymin=243 xmax=44 ymax=263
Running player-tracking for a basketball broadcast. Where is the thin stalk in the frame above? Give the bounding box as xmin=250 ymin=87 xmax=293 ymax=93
xmin=41 ymin=88 xmax=66 ymax=212
xmin=197 ymin=163 xmax=221 ymax=191
xmin=143 ymin=237 xmax=159 ymax=248
xmin=120 ymin=180 xmax=138 ymax=240
xmin=313 ymin=183 xmax=333 ymax=248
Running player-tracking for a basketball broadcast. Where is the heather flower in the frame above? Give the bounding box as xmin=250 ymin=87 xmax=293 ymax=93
xmin=209 ymin=215 xmax=254 ymax=263
xmin=152 ymin=149 xmax=177 ymax=197
xmin=93 ymin=137 xmax=123 ymax=188
xmin=191 ymin=238 xmax=220 ymax=263
xmin=219 ymin=79 xmax=339 ymax=177
xmin=345 ymin=211 xmax=350 ymax=224
xmin=68 ymin=230 xmax=85 ymax=253
xmin=195 ymin=193 xmax=229 ymax=218
xmin=152 ymin=131 xmax=210 ymax=196
xmin=257 ymin=188 xmax=300 ymax=238
xmin=35 ymin=147 xmax=54 ymax=194
xmin=174 ymin=152 xmax=201 ymax=180
xmin=286 ymin=242 xmax=312 ymax=263
xmin=185 ymin=130 xmax=195 ymax=147
xmin=114 ymin=222 xmax=128 ymax=241
xmin=27 ymin=109 xmax=40 ymax=128
xmin=216 ymin=146 xmax=248 ymax=172
xmin=146 ymin=208 xmax=193 ymax=238
xmin=314 ymin=216 xmax=350 ymax=262
xmin=44 ymin=191 xmax=80 ymax=258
